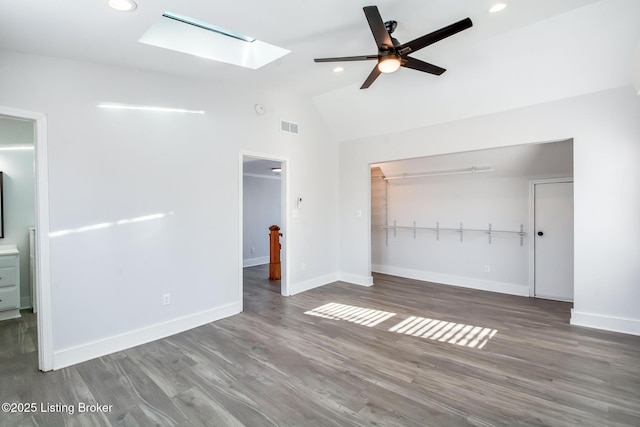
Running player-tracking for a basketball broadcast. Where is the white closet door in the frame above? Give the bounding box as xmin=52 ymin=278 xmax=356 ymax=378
xmin=534 ymin=182 xmax=574 ymax=301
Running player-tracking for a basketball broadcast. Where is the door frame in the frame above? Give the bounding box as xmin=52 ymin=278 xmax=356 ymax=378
xmin=0 ymin=106 xmax=53 ymax=371
xmin=239 ymin=151 xmax=290 ymax=306
xmin=528 ymin=177 xmax=574 ymax=298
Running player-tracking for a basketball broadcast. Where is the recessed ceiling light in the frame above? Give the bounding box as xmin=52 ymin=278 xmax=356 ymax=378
xmin=108 ymin=0 xmax=137 ymax=12
xmin=333 ymin=67 xmax=344 ymax=73
xmin=489 ymin=3 xmax=507 ymax=13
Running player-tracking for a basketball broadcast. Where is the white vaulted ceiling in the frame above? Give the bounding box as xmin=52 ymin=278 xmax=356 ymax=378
xmin=1 ymin=0 xmax=638 ymax=141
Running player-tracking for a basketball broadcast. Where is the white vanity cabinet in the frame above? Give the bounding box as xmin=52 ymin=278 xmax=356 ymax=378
xmin=0 ymin=244 xmax=20 ymax=321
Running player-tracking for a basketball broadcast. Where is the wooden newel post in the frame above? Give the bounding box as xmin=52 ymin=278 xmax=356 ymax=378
xmin=269 ymin=225 xmax=282 ymax=280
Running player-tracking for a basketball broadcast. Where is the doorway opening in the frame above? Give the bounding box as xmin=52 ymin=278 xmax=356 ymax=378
xmin=370 ymin=139 xmax=574 ymax=302
xmin=240 ymin=153 xmax=288 ymax=309
xmin=0 ymin=107 xmax=52 ymax=371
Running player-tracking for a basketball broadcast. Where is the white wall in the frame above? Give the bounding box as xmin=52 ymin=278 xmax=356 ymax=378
xmin=340 ymin=86 xmax=640 ymax=336
xmin=243 ymin=174 xmax=281 ymax=266
xmin=0 ymin=50 xmax=340 ymax=368
xmin=0 ymin=142 xmax=36 ymax=307
xmin=373 ymin=176 xmax=531 ymax=295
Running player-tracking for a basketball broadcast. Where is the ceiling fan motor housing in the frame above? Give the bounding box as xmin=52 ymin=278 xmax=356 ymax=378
xmin=385 ymin=20 xmax=398 ymax=34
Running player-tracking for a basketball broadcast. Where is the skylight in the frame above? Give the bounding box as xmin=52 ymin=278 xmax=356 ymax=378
xmin=139 ymin=12 xmax=290 ymax=69
xmin=162 ymin=12 xmax=255 ymax=43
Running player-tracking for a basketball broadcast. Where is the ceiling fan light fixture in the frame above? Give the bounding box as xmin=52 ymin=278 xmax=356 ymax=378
xmin=108 ymin=0 xmax=137 ymax=12
xmin=378 ymin=56 xmax=401 ymax=73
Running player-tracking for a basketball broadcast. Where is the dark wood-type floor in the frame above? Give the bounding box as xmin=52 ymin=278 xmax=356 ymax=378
xmin=1 ymin=266 xmax=639 ymax=426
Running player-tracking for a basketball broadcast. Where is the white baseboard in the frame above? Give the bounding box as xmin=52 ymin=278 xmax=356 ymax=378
xmin=571 ymin=310 xmax=640 ymax=336
xmin=290 ymin=273 xmax=340 ymax=296
xmin=338 ymin=272 xmax=374 ymax=287
xmin=20 ymin=296 xmax=33 ymax=310
xmin=0 ymin=309 xmax=21 ymax=321
xmin=534 ymin=293 xmax=573 ymax=303
xmin=53 ymin=301 xmax=241 ymax=370
xmin=243 ymin=256 xmax=269 ymax=268
xmin=372 ymin=264 xmax=529 ymax=297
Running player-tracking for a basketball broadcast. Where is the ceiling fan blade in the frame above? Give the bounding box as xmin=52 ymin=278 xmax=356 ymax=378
xmin=363 ymin=6 xmax=394 ymax=51
xmin=398 ymin=18 xmax=472 ymax=55
xmin=401 ymin=57 xmax=446 ymax=75
xmin=314 ymin=55 xmax=378 ymax=63
xmin=360 ymin=65 xmax=382 ymax=89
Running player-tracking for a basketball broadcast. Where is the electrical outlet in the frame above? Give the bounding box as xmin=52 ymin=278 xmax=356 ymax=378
xmin=484 ymin=265 xmax=490 ymax=273
xmin=301 ymin=262 xmax=306 ymax=271
xmin=250 ymin=247 xmax=255 ymax=254
xmin=163 ymin=293 xmax=171 ymax=306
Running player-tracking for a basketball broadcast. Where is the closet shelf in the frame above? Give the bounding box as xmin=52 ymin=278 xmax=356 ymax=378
xmin=372 ymin=222 xmax=526 ymax=246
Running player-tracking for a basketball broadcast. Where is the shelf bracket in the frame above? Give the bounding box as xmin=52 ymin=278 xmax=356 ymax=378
xmin=520 ymin=224 xmax=524 ymax=247
xmin=385 ymin=225 xmax=389 ymax=247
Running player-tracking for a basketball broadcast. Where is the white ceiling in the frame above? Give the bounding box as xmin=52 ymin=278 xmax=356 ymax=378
xmin=373 ymin=139 xmax=573 ymax=184
xmin=243 ymin=158 xmax=282 ymax=178
xmin=0 ymin=116 xmax=34 ymax=146
xmin=1 ymin=0 xmax=638 ymax=140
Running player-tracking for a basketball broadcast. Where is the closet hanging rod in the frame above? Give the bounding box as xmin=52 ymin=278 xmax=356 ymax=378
xmin=371 ymin=224 xmax=524 ymax=235
xmin=382 ymin=166 xmax=494 ymax=181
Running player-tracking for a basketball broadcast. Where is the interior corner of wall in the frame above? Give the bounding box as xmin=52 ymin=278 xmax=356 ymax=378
xmin=338 ymin=272 xmax=373 ymax=287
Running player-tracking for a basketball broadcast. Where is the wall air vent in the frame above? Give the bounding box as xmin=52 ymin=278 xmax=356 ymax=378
xmin=280 ymin=120 xmax=299 ymax=135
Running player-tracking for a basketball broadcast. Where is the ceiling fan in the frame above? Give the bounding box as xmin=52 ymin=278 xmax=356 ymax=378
xmin=314 ymin=6 xmax=473 ymax=89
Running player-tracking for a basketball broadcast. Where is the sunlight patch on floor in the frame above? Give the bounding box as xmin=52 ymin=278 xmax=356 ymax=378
xmin=304 ymin=302 xmax=396 ymax=327
xmin=389 ymin=316 xmax=498 ymax=349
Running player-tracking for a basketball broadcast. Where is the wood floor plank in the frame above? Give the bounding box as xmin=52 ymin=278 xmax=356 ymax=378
xmin=1 ymin=266 xmax=639 ymax=426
